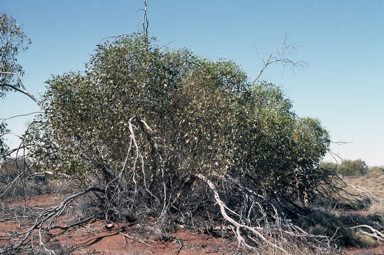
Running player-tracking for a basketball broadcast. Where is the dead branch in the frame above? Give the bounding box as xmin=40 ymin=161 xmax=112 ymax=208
xmin=135 ymin=0 xmax=149 ymax=36
xmin=102 ymin=115 xmax=167 ymax=229
xmin=197 ymin=173 xmax=289 ymax=254
xmin=0 ymin=111 xmax=43 ymax=122
xmin=0 ymin=163 xmax=34 ymax=199
xmin=0 ymin=72 xmax=45 ymax=112
xmin=50 ymin=215 xmax=96 ymax=231
xmin=0 ymin=186 xmax=104 ymax=254
xmin=252 ymin=35 xmax=307 ymax=86
xmin=119 ymin=231 xmax=153 ymax=248
xmin=349 ymin=225 xmax=384 ymax=241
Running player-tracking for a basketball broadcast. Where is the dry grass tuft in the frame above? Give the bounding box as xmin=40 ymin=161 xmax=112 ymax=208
xmin=346 ymin=170 xmax=384 ymax=198
xmin=299 ymin=210 xmax=380 ymax=249
xmin=368 ymin=200 xmax=384 ymax=214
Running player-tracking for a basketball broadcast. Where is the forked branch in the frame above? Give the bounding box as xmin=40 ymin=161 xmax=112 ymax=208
xmin=0 ymin=71 xmax=45 ymax=112
xmin=0 ymin=187 xmax=104 ymax=254
xmin=252 ymin=35 xmax=307 ymax=85
xmin=197 ymin=173 xmax=290 ymax=254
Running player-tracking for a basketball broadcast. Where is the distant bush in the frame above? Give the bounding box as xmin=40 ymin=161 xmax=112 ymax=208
xmin=320 ymin=161 xmax=338 ymax=172
xmin=337 ymin=159 xmax=368 ymax=177
xmin=0 ymin=157 xmax=31 ymax=181
xmin=0 ymin=157 xmax=57 ymax=198
xmin=369 ymin=167 xmax=384 ymax=173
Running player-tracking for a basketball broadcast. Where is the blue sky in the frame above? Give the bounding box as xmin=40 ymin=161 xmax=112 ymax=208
xmin=1 ymin=0 xmax=383 ymax=166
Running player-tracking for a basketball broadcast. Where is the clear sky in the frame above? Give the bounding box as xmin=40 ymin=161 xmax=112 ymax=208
xmin=1 ymin=0 xmax=383 ymax=166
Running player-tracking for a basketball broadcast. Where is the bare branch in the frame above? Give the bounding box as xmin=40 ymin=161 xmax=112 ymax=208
xmin=98 ymin=33 xmax=132 ymax=46
xmin=197 ymin=173 xmax=290 ymax=254
xmin=0 ymin=146 xmax=26 ymax=158
xmin=135 ymin=0 xmax=149 ymax=36
xmin=0 ymin=111 xmax=43 ymax=122
xmin=0 ymin=163 xmax=33 ymax=199
xmin=252 ymin=35 xmax=307 ymax=86
xmin=143 ymin=0 xmax=149 ymax=36
xmin=0 ymin=71 xmax=45 ymax=112
xmin=349 ymin=225 xmax=384 ymax=241
xmin=0 ymin=187 xmax=104 ymax=254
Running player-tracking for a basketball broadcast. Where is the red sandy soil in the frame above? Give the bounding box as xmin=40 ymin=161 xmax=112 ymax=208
xmin=63 ymin=221 xmax=235 ymax=254
xmin=2 ymin=194 xmax=384 ymax=254
xmin=343 ymin=246 xmax=384 ymax=255
xmin=5 ymin=194 xmax=62 ymax=207
xmin=0 ymin=194 xmax=237 ymax=254
xmin=0 ymin=219 xmax=236 ymax=254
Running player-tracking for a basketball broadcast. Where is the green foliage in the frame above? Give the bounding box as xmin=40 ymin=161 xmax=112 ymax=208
xmin=321 ymin=159 xmax=369 ymax=177
xmin=320 ymin=162 xmax=338 ymax=172
xmin=25 ymin=33 xmax=330 ymax=201
xmin=0 ymin=12 xmax=31 ymax=156
xmin=229 ymin=82 xmax=331 ymax=200
xmin=337 ymin=159 xmax=368 ymax=177
xmin=0 ymin=12 xmax=32 ymax=96
xmin=368 ymin=167 xmax=384 ymax=173
xmin=0 ymin=121 xmax=9 ymax=158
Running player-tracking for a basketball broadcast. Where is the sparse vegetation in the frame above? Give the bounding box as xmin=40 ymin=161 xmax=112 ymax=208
xmin=321 ymin=159 xmax=369 ymax=178
xmin=344 ymin=168 xmax=384 ymax=201
xmin=338 ymin=159 xmax=369 ymax=177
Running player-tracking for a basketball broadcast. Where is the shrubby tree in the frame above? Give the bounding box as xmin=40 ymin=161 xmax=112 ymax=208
xmin=338 ymin=159 xmax=368 ymax=177
xmin=21 ymin=34 xmax=340 ymax=252
xmin=1 ymin=11 xmax=381 ymax=254
xmin=25 ymin=34 xmax=331 ymax=203
xmin=369 ymin=166 xmax=384 ymax=172
xmin=320 ymin=159 xmax=368 ymax=177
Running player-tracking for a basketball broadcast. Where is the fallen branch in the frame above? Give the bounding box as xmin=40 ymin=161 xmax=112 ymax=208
xmin=349 ymin=225 xmax=384 ymax=241
xmin=119 ymin=231 xmax=153 ymax=248
xmin=197 ymin=173 xmax=289 ymax=254
xmin=0 ymin=186 xmax=104 ymax=254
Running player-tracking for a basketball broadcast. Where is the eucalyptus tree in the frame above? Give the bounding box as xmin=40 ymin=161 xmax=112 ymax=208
xmin=25 ymin=33 xmax=332 ymax=211
xmin=0 ymin=10 xmax=377 ymax=254
xmin=0 ymin=12 xmax=33 ymax=158
xmin=0 ymin=12 xmax=32 ymax=97
xmin=8 ymin=30 xmax=379 ymax=254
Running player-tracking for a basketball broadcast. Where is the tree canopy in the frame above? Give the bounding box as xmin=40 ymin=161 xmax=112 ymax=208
xmin=0 ymin=122 xmax=9 ymax=158
xmin=25 ymin=33 xmax=331 ymax=203
xmin=321 ymin=159 xmax=368 ymax=177
xmin=0 ymin=12 xmax=32 ymax=158
xmin=0 ymin=12 xmax=31 ymax=97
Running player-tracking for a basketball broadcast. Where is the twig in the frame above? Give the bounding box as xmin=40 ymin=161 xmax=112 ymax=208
xmin=0 ymin=71 xmax=45 ymax=112
xmin=0 ymin=187 xmax=104 ymax=254
xmin=251 ymin=35 xmax=307 ymax=85
xmin=197 ymin=174 xmax=289 ymax=254
xmin=172 ymin=238 xmax=183 ymax=255
xmin=119 ymin=232 xmax=153 ymax=247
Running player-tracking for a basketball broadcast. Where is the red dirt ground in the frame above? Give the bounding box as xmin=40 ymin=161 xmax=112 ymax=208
xmin=0 ymin=194 xmax=237 ymax=254
xmin=0 ymin=219 xmax=237 ymax=254
xmin=2 ymin=194 xmax=384 ymax=254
